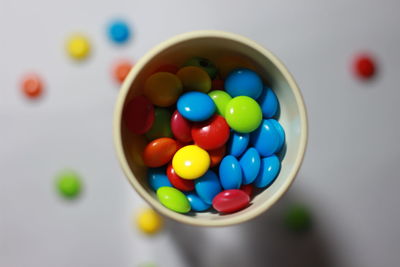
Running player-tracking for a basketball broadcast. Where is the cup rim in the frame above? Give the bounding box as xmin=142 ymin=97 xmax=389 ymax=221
xmin=113 ymin=30 xmax=308 ymax=227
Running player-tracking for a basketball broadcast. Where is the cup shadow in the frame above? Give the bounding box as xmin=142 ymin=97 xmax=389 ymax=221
xmin=165 ymin=185 xmax=334 ymax=267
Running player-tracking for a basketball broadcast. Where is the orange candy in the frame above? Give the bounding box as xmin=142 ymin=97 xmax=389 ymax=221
xmin=21 ymin=74 xmax=43 ymax=99
xmin=114 ymin=61 xmax=133 ymax=83
xmin=209 ymin=145 xmax=226 ymax=167
xmin=142 ymin=138 xmax=178 ymax=167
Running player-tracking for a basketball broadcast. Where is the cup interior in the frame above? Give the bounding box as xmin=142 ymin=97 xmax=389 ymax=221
xmin=114 ymin=31 xmax=307 ymax=226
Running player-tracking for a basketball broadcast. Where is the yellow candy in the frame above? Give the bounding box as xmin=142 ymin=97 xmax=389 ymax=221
xmin=66 ymin=34 xmax=91 ymax=60
xmin=136 ymin=208 xmax=163 ymax=235
xmin=144 ymin=72 xmax=183 ymax=107
xmin=177 ymin=66 xmax=211 ymax=93
xmin=172 ymin=145 xmax=210 ymax=180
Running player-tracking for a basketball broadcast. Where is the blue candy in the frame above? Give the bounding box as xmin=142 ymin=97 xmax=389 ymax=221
xmin=239 ymin=148 xmax=261 ymax=185
xmin=194 ymin=170 xmax=222 ymax=204
xmin=186 ymin=192 xmax=211 ymax=211
xmin=219 ymin=155 xmax=242 ymax=189
xmin=108 ymin=20 xmax=131 ymax=44
xmin=251 ymin=119 xmax=285 ymax=157
xmin=258 ymin=87 xmax=279 ymax=118
xmin=147 ymin=167 xmax=171 ymax=191
xmin=225 ymin=68 xmax=263 ymax=99
xmin=177 ymin=92 xmax=216 ymax=122
xmin=254 ymin=155 xmax=281 ymax=188
xmin=227 ymin=131 xmax=250 ymax=157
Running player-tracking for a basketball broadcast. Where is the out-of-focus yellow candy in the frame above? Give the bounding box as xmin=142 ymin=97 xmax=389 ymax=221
xmin=172 ymin=145 xmax=210 ymax=180
xmin=66 ymin=34 xmax=91 ymax=60
xmin=136 ymin=208 xmax=163 ymax=235
xmin=177 ymin=66 xmax=211 ymax=93
xmin=144 ymin=72 xmax=183 ymax=107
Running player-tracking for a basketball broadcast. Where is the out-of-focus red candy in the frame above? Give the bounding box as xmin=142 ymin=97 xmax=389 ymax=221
xmin=142 ymin=138 xmax=177 ymax=167
xmin=123 ymin=96 xmax=154 ymax=134
xmin=212 ymin=189 xmax=250 ymax=213
xmin=212 ymin=79 xmax=224 ymax=91
xmin=353 ymin=54 xmax=376 ymax=79
xmin=154 ymin=64 xmax=179 ymax=74
xmin=113 ymin=60 xmax=133 ymax=84
xmin=21 ymin=74 xmax=43 ymax=99
xmin=240 ymin=184 xmax=254 ymax=197
xmin=209 ymin=145 xmax=226 ymax=167
xmin=191 ymin=115 xmax=230 ymax=150
xmin=166 ymin=163 xmax=195 ymax=191
xmin=171 ymin=110 xmax=193 ymax=143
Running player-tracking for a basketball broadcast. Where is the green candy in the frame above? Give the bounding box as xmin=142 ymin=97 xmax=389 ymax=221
xmin=145 ymin=108 xmax=173 ymax=140
xmin=208 ymin=90 xmax=232 ymax=117
xmin=284 ymin=204 xmax=312 ymax=232
xmin=183 ymin=57 xmax=218 ymax=79
xmin=56 ymin=170 xmax=82 ymax=198
xmin=225 ymin=96 xmax=262 ymax=133
xmin=156 ymin=187 xmax=190 ymax=213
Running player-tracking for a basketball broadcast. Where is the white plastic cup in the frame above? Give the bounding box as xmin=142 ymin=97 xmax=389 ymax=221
xmin=113 ymin=30 xmax=308 ymax=227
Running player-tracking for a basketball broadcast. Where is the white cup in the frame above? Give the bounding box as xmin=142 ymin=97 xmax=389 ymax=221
xmin=113 ymin=30 xmax=308 ymax=226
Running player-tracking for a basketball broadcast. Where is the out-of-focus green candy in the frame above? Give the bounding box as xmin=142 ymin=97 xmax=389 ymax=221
xmin=145 ymin=108 xmax=173 ymax=140
xmin=225 ymin=96 xmax=262 ymax=133
xmin=208 ymin=90 xmax=232 ymax=117
xmin=156 ymin=186 xmax=191 ymax=213
xmin=183 ymin=57 xmax=218 ymax=79
xmin=56 ymin=170 xmax=82 ymax=199
xmin=284 ymin=204 xmax=312 ymax=232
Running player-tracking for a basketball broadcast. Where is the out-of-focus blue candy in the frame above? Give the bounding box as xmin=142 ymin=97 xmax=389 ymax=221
xmin=194 ymin=170 xmax=222 ymax=204
xmin=251 ymin=119 xmax=285 ymax=157
xmin=258 ymin=87 xmax=278 ymax=118
xmin=219 ymin=155 xmax=242 ymax=190
xmin=254 ymin=155 xmax=281 ymax=188
xmin=108 ymin=20 xmax=131 ymax=44
xmin=227 ymin=131 xmax=249 ymax=157
xmin=225 ymin=68 xmax=263 ymax=99
xmin=186 ymin=192 xmax=211 ymax=211
xmin=147 ymin=167 xmax=171 ymax=191
xmin=239 ymin=148 xmax=261 ymax=185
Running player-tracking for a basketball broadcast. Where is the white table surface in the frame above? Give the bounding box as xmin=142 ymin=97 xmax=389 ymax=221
xmin=1 ymin=0 xmax=399 ymax=266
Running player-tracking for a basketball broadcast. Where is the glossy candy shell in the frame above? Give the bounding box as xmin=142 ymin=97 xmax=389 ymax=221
xmin=177 ymin=92 xmax=216 ymax=122
xmin=251 ymin=119 xmax=285 ymax=157
xmin=225 ymin=68 xmax=263 ymax=99
xmin=166 ymin=163 xmax=194 ymax=191
xmin=194 ymin=170 xmax=222 ymax=204
xmin=191 ymin=115 xmax=230 ymax=150
xmin=225 ymin=96 xmax=262 ymax=133
xmin=254 ymin=155 xmax=281 ymax=188
xmin=239 ymin=148 xmax=261 ymax=185
xmin=258 ymin=87 xmax=278 ymax=118
xmin=143 ymin=138 xmax=177 ymax=167
xmin=170 ymin=110 xmax=193 ymax=143
xmin=172 ymin=145 xmax=210 ymax=179
xmin=227 ymin=131 xmax=249 ymax=157
xmin=209 ymin=145 xmax=226 ymax=167
xmin=157 ymin=187 xmax=191 ymax=213
xmin=185 ymin=192 xmax=211 ymax=211
xmin=219 ymin=155 xmax=242 ymax=190
xmin=212 ymin=189 xmax=250 ymax=213
xmin=147 ymin=167 xmax=171 ymax=191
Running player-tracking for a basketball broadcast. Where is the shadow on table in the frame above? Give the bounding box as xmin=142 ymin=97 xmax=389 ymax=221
xmin=165 ymin=185 xmax=334 ymax=267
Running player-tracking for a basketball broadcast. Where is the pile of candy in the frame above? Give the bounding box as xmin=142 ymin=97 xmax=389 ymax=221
xmin=123 ymin=57 xmax=285 ymax=215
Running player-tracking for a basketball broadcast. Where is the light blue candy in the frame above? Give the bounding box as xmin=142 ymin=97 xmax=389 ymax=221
xmin=219 ymin=155 xmax=242 ymax=190
xmin=108 ymin=20 xmax=131 ymax=44
xmin=147 ymin=168 xmax=171 ymax=191
xmin=225 ymin=68 xmax=263 ymax=99
xmin=177 ymin=92 xmax=216 ymax=122
xmin=254 ymin=155 xmax=281 ymax=188
xmin=251 ymin=119 xmax=285 ymax=157
xmin=194 ymin=170 xmax=222 ymax=204
xmin=227 ymin=131 xmax=249 ymax=157
xmin=239 ymin=148 xmax=261 ymax=185
xmin=186 ymin=192 xmax=211 ymax=211
xmin=258 ymin=87 xmax=279 ymax=118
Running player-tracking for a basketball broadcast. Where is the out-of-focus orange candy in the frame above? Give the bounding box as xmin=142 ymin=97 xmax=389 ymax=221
xmin=114 ymin=61 xmax=133 ymax=83
xmin=209 ymin=145 xmax=226 ymax=167
xmin=142 ymin=137 xmax=178 ymax=167
xmin=21 ymin=74 xmax=43 ymax=99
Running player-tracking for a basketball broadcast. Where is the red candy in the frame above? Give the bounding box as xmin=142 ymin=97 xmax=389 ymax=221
xmin=171 ymin=110 xmax=193 ymax=143
xmin=166 ymin=163 xmax=195 ymax=191
xmin=142 ymin=138 xmax=177 ymax=167
xmin=353 ymin=54 xmax=376 ymax=79
xmin=209 ymin=145 xmax=226 ymax=167
xmin=240 ymin=184 xmax=254 ymax=197
xmin=212 ymin=79 xmax=224 ymax=91
xmin=21 ymin=74 xmax=43 ymax=99
xmin=123 ymin=96 xmax=155 ymax=134
xmin=154 ymin=64 xmax=179 ymax=74
xmin=212 ymin=189 xmax=250 ymax=213
xmin=192 ymin=115 xmax=230 ymax=150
